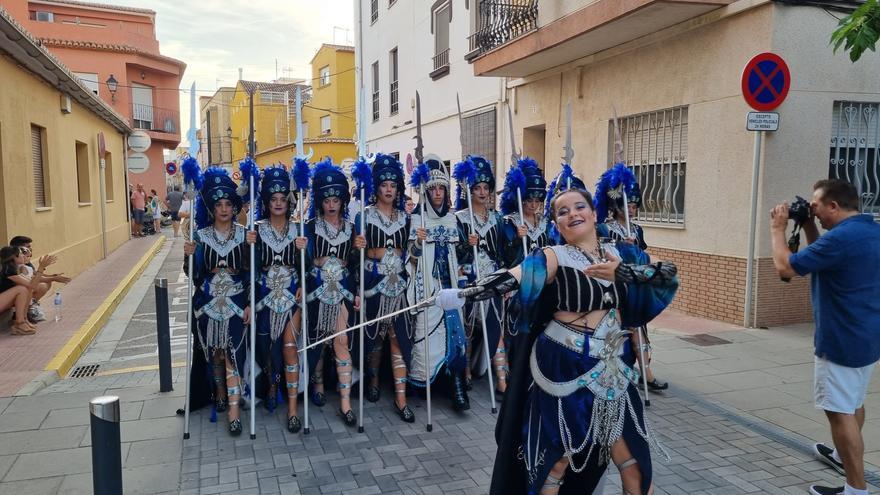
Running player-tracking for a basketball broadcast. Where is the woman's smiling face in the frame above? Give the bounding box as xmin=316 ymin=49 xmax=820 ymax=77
xmin=552 ymin=191 xmax=596 ymax=241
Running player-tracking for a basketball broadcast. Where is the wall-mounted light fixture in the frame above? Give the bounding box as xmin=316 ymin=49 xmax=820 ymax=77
xmin=106 ymin=74 xmax=118 ymax=102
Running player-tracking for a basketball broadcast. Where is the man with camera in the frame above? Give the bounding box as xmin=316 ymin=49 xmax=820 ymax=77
xmin=770 ymin=179 xmax=880 ymax=495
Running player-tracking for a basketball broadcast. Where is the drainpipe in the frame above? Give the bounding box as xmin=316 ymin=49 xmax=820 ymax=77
xmin=97 ymin=139 xmax=108 ymax=259
xmin=122 ymin=133 xmax=132 ymax=241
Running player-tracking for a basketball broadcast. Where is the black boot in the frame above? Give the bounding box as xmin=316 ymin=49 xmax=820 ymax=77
xmin=450 ymin=374 xmax=470 ymax=412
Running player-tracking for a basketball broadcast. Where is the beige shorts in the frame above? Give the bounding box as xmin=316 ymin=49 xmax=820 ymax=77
xmin=814 ymin=355 xmax=876 ymax=414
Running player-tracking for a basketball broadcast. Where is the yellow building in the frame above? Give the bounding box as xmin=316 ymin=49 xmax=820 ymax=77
xmin=229 ymin=80 xmax=307 ymax=162
xmin=0 ymin=9 xmax=131 ymax=277
xmin=254 ymin=44 xmax=357 ymax=169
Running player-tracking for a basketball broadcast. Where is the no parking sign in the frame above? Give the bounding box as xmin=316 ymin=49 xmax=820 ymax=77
xmin=741 ymin=52 xmax=790 ymax=111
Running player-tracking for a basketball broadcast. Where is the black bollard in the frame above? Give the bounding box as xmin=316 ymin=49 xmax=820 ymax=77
xmin=155 ymin=277 xmax=173 ymax=393
xmin=90 ymin=396 xmax=122 ymax=495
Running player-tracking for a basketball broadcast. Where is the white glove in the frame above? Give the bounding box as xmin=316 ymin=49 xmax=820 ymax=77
xmin=436 ymin=288 xmax=465 ymax=311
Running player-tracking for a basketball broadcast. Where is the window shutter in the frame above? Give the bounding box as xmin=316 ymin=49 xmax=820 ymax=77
xmin=31 ymin=125 xmax=46 ymax=207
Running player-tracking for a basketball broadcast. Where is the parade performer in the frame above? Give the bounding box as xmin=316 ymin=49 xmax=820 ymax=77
xmin=183 ymin=166 xmax=251 ymax=436
xmin=407 ymin=156 xmax=469 ymax=411
xmin=500 ymin=157 xmax=550 ymax=268
xmin=454 ymin=156 xmax=508 ymax=396
xmin=248 ymin=165 xmax=308 ymax=433
xmin=302 ymin=159 xmax=364 ymax=427
xmin=353 ymin=153 xmax=416 ymax=422
xmin=437 ymin=186 xmax=678 ymax=494
xmin=595 ymin=169 xmax=668 ymax=395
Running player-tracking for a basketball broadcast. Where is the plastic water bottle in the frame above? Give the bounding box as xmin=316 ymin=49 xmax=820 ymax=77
xmin=53 ymin=291 xmax=62 ymax=322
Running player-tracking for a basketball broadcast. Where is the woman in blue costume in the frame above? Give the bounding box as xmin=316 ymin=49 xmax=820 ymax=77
xmin=595 ymin=173 xmax=668 ymax=393
xmin=438 ymin=187 xmax=678 ymax=494
xmin=353 ymin=153 xmax=415 ymax=422
xmin=246 ymin=165 xmax=308 ymax=433
xmin=301 ymin=160 xmax=364 ymax=427
xmin=184 ymin=167 xmax=252 ymax=436
xmin=454 ymin=156 xmax=509 ymax=395
xmin=406 ymin=156 xmax=469 ymax=411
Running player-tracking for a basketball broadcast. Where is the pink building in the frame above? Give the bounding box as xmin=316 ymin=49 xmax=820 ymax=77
xmin=5 ymin=0 xmax=186 ymax=198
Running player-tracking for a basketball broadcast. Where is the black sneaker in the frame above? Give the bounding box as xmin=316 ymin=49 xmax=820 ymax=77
xmin=809 ymin=485 xmax=843 ymax=495
xmin=813 ymin=443 xmax=845 ymax=475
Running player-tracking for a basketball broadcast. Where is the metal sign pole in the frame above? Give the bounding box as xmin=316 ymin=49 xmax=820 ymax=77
xmin=744 ymin=130 xmax=763 ymax=328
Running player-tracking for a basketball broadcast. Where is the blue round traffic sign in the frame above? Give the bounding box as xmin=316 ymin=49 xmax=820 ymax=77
xmin=166 ymin=162 xmax=177 ymax=175
xmin=742 ymin=52 xmax=790 ymax=111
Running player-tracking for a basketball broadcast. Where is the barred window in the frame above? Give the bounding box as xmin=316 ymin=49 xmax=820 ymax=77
xmin=612 ymin=106 xmax=688 ymax=225
xmin=461 ymin=108 xmax=496 ymax=168
xmin=829 ymin=101 xmax=879 ymax=217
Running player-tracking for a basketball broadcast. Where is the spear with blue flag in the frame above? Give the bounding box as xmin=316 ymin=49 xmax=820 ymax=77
xmin=182 ymin=82 xmax=201 ymax=440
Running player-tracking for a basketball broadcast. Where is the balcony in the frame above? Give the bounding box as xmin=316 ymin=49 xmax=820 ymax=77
xmin=430 ymin=48 xmax=450 ymax=80
xmin=472 ymin=0 xmax=733 ymax=78
xmin=131 ymin=103 xmax=180 ymax=140
xmin=468 ymin=0 xmax=538 ymax=60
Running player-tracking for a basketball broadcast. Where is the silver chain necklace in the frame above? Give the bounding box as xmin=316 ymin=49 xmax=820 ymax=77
xmin=268 ymin=221 xmax=289 ymax=244
xmin=319 ymin=218 xmax=342 ymax=240
xmin=373 ymin=207 xmax=397 ymax=229
xmin=211 ymin=226 xmax=235 ymax=247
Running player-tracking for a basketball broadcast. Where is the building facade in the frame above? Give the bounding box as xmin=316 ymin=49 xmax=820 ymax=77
xmin=354 ymin=0 xmax=506 ymax=178
xmin=470 ymin=0 xmax=880 ymax=327
xmin=0 ymin=8 xmax=131 ymax=278
xmin=5 ymin=0 xmax=185 ymax=198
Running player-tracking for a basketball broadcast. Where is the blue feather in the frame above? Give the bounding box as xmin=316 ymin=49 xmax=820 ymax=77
xmin=308 ymin=158 xmax=349 ymax=220
xmin=409 ymin=163 xmax=430 ymax=189
xmin=292 ymin=157 xmax=311 ymax=192
xmin=237 ymin=157 xmax=260 ymax=206
xmin=181 ymin=156 xmax=202 ymax=191
xmin=594 ymin=162 xmax=637 ymax=223
xmin=351 ymin=158 xmax=373 ymax=200
xmin=499 ymin=165 xmax=527 ymax=215
xmin=452 ymin=158 xmax=477 ymax=211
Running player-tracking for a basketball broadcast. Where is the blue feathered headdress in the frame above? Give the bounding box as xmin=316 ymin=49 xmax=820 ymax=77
xmin=237 ymin=158 xmax=261 ymax=220
xmin=291 ymin=157 xmax=311 ymax=194
xmin=196 ymin=167 xmax=241 ymax=229
xmin=500 ymin=157 xmax=546 ymax=215
xmin=369 ymin=153 xmax=406 ymax=211
xmin=308 ymin=158 xmax=350 ymax=220
xmin=594 ymin=163 xmax=638 ymax=223
xmin=410 ymin=162 xmax=431 ymax=189
xmin=452 ymin=157 xmax=477 ymax=211
xmin=351 ymin=157 xmax=374 ymax=204
xmin=259 ymin=165 xmax=291 ymax=219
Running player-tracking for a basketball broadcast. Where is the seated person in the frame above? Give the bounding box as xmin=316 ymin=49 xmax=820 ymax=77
xmin=0 ymin=247 xmax=40 ymax=335
xmin=9 ymin=236 xmax=70 ymax=304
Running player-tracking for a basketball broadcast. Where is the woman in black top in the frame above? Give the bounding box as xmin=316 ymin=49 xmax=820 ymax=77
xmin=0 ymin=247 xmax=40 ymax=335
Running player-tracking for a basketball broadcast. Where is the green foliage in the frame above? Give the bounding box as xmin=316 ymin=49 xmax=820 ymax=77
xmin=831 ymin=0 xmax=880 ymax=62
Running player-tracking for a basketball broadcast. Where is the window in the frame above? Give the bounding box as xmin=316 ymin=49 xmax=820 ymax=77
xmin=30 ymin=125 xmax=50 ymax=208
xmin=613 ymin=106 xmax=688 ymax=225
xmin=431 ymin=1 xmax=451 ymax=77
xmin=829 ymin=101 xmax=880 ymax=217
xmin=301 ymin=122 xmax=308 ymax=139
xmin=104 ymin=152 xmax=114 ymax=201
xmin=73 ymin=72 xmax=99 ymax=96
xmin=321 ymin=115 xmax=331 ymax=135
xmin=370 ymin=0 xmax=379 ymax=23
xmin=75 ymin=141 xmax=91 ymax=203
xmin=34 ymin=11 xmax=54 ymax=22
xmin=461 ymin=108 xmax=496 ymax=167
xmin=319 ymin=66 xmax=331 ymax=87
xmin=131 ymin=83 xmax=154 ymax=130
xmin=371 ymin=61 xmax=380 ymax=122
xmin=389 ymin=48 xmax=398 ymax=115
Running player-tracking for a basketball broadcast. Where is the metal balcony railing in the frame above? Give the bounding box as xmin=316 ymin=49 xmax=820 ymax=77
xmin=131 ymin=103 xmax=179 ymax=136
xmin=468 ymin=0 xmax=538 ymax=58
xmin=432 ymin=48 xmax=450 ymax=72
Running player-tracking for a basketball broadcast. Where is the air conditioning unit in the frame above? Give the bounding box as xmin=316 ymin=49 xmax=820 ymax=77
xmin=60 ymin=94 xmax=72 ymax=114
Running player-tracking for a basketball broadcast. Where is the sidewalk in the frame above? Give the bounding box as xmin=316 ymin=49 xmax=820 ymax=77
xmin=0 ymin=235 xmax=164 ymax=397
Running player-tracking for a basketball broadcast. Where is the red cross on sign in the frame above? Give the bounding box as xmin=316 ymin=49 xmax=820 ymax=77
xmin=742 ymin=52 xmax=791 ymax=112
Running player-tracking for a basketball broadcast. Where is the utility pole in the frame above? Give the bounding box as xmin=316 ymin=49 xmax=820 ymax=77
xmin=206 ymin=109 xmax=213 ymax=165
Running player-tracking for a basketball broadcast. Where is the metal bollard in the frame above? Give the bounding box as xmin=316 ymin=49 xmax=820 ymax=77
xmin=90 ymin=396 xmax=122 ymax=495
xmin=155 ymin=277 xmax=173 ymax=393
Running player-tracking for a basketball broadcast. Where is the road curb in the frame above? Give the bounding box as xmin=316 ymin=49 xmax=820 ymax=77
xmin=17 ymin=235 xmax=166 ymax=396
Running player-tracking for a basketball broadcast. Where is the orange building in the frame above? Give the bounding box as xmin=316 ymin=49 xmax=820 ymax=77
xmin=4 ymin=0 xmax=186 ymax=199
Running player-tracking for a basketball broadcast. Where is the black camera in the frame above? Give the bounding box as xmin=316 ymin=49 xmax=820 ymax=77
xmin=788 ymin=196 xmax=811 ymax=227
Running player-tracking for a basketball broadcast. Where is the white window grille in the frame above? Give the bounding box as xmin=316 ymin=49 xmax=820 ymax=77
xmin=319 ymin=66 xmax=331 ymax=87
xmin=371 ymin=61 xmax=380 ymax=122
xmin=389 ymin=48 xmax=398 ymax=115
xmin=370 ymin=0 xmax=379 ymax=23
xmin=613 ymin=106 xmax=688 ymax=225
xmin=830 ymin=101 xmax=880 ymax=216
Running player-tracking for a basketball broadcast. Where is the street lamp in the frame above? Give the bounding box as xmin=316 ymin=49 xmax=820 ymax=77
xmin=106 ymin=74 xmax=118 ymax=102
xmin=226 ymin=126 xmax=232 ymax=162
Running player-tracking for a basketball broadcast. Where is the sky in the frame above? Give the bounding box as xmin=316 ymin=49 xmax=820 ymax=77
xmin=103 ymin=0 xmax=356 ymax=148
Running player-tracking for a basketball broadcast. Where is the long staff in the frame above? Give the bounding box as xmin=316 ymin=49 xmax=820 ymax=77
xmin=248 ymin=169 xmax=257 ymax=439
xmin=515 ymin=188 xmax=529 ymax=260
xmin=505 ymin=104 xmax=529 ymax=262
xmin=622 ymin=190 xmax=650 ymax=405
xmin=357 ymin=186 xmax=366 ymax=433
xmin=183 ymin=170 xmax=196 ymax=440
xmin=463 ymin=182 xmax=498 ymax=414
xmin=299 ymin=191 xmax=310 ymax=433
xmin=419 ymin=183 xmax=434 ymax=432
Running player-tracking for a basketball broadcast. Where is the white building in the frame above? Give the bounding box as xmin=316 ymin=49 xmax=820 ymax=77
xmin=354 ymin=0 xmax=508 ymax=177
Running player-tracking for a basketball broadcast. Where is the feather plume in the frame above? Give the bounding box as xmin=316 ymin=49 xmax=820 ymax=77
xmin=499 ymin=165 xmax=527 ymax=215
xmin=409 ymin=162 xmax=430 ymax=189
xmin=351 ymin=157 xmax=373 ymax=201
xmin=594 ymin=163 xmax=637 ymax=223
xmin=181 ymin=156 xmax=202 ymax=191
xmin=452 ymin=158 xmax=477 ymax=210
xmin=237 ymin=157 xmax=260 ymax=204
xmin=292 ymin=157 xmax=311 ymax=192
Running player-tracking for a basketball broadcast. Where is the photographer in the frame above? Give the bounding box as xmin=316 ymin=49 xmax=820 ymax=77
xmin=770 ymin=179 xmax=880 ymax=495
